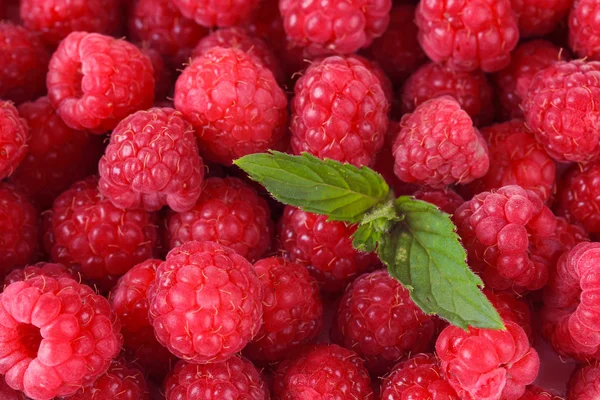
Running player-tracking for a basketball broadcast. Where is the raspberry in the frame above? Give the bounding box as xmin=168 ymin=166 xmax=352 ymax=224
xmin=484 ymin=289 xmax=534 ymax=342
xmin=244 ymin=257 xmax=323 ymax=363
xmin=0 ymin=22 xmax=49 ymax=104
xmin=0 ymin=101 xmax=29 ymax=181
xmin=511 ymin=0 xmax=573 ymax=37
xmin=290 ymin=55 xmax=389 ymax=167
xmin=278 ymin=206 xmax=380 ymax=292
xmin=523 ymin=60 xmax=600 ymax=163
xmin=493 ymin=40 xmax=565 ymax=120
xmin=273 ymin=344 xmax=374 ymax=399
xmin=520 ymin=385 xmax=562 ymax=399
xmin=331 ymin=270 xmax=439 ymax=375
xmin=400 ymin=62 xmax=495 ymax=127
xmin=47 ymin=32 xmax=155 ymax=134
xmin=0 ymin=378 xmax=26 ymax=400
xmin=558 ymin=162 xmax=600 ymax=234
xmin=468 ymin=120 xmax=556 ymax=203
xmin=415 ymin=0 xmax=519 ymax=73
xmin=98 ymin=107 xmax=205 ymax=212
xmin=128 ymin=0 xmax=207 ymax=67
xmin=172 ymin=0 xmax=260 ymax=27
xmin=67 ymin=358 xmax=150 ymax=400
xmin=567 ymin=362 xmax=600 ymax=399
xmin=109 ymin=259 xmax=176 ymax=380
xmin=19 ymin=0 xmax=121 ymax=46
xmin=0 ymin=276 xmax=122 ymax=399
xmin=393 ymin=96 xmax=489 ymax=187
xmin=436 ymin=322 xmax=540 ymax=400
xmin=569 ymin=0 xmax=600 ymax=59
xmin=165 ymin=177 xmax=273 ymax=262
xmin=148 ymin=241 xmax=263 ymax=363
xmin=454 ymin=185 xmax=557 ymax=291
xmin=8 ymin=97 xmax=104 ymax=210
xmin=380 ymin=354 xmax=459 ymax=400
xmin=43 ymin=176 xmax=159 ymax=292
xmin=530 ymin=217 xmax=589 ymax=270
xmin=4 ymin=263 xmax=77 ymax=288
xmin=412 ymin=187 xmax=465 ymax=215
xmin=174 ymin=46 xmax=288 ymax=166
xmin=165 ymin=357 xmax=269 ymax=400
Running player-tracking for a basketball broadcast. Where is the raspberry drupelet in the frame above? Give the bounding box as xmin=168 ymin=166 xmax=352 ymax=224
xmin=569 ymin=0 xmax=600 ymax=59
xmin=173 ymin=0 xmax=260 ymax=28
xmin=392 ymin=96 xmax=490 ymax=188
xmin=147 ymin=241 xmax=263 ymax=364
xmin=331 ymin=270 xmax=440 ymax=376
xmin=521 ymin=385 xmax=563 ymax=399
xmin=0 ymin=276 xmax=122 ymax=400
xmin=484 ymin=289 xmax=534 ymax=342
xmin=290 ymin=55 xmax=389 ymax=167
xmin=511 ymin=0 xmax=574 ymax=37
xmin=530 ymin=216 xmax=589 ymax=270
xmin=0 ymin=101 xmax=30 ymax=181
xmin=174 ymin=46 xmax=288 ymax=166
xmin=47 ymin=32 xmax=155 ymax=134
xmin=558 ymin=162 xmax=600 ymax=234
xmin=412 ymin=187 xmax=465 ymax=215
xmin=415 ymin=0 xmax=519 ymax=73
xmin=567 ymin=362 xmax=600 ymax=399
xmin=4 ymin=262 xmax=76 ymax=288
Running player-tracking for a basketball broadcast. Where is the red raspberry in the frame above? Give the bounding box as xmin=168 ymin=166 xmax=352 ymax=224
xmin=244 ymin=257 xmax=323 ymax=363
xmin=98 ymin=107 xmax=204 ymax=212
xmin=412 ymin=187 xmax=465 ymax=215
xmin=278 ymin=206 xmax=380 ymax=293
xmin=436 ymin=321 xmax=540 ymax=400
xmin=0 ymin=22 xmax=49 ymax=104
xmin=0 ymin=276 xmax=122 ymax=399
xmin=109 ymin=259 xmax=176 ymax=380
xmin=165 ymin=177 xmax=273 ymax=262
xmin=148 ymin=241 xmax=263 ymax=363
xmin=19 ymin=0 xmax=121 ymax=46
xmin=523 ymin=60 xmax=600 ymax=163
xmin=415 ymin=0 xmax=519 ymax=73
xmin=43 ymin=176 xmax=159 ymax=291
xmin=567 ymin=362 xmax=600 ymax=399
xmin=558 ymin=162 xmax=600 ymax=234
xmin=0 ymin=101 xmax=29 ymax=181
xmin=0 ymin=378 xmax=26 ymax=400
xmin=165 ymin=357 xmax=269 ymax=400
xmin=511 ymin=0 xmax=573 ymax=37
xmin=4 ymin=263 xmax=76 ymax=288
xmin=8 ymin=97 xmax=104 ymax=210
xmin=400 ymin=62 xmax=495 ymax=127
xmin=484 ymin=289 xmax=534 ymax=342
xmin=454 ymin=185 xmax=557 ymax=291
xmin=290 ymin=55 xmax=389 ymax=167
xmin=393 ymin=96 xmax=489 ymax=188
xmin=520 ymin=385 xmax=563 ymax=399
xmin=569 ymin=0 xmax=600 ymax=59
xmin=468 ymin=120 xmax=556 ymax=203
xmin=172 ymin=0 xmax=260 ymax=27
xmin=273 ymin=344 xmax=374 ymax=399
xmin=174 ymin=46 xmax=288 ymax=166
xmin=380 ymin=354 xmax=459 ymax=400
xmin=47 ymin=32 xmax=155 ymax=134
xmin=128 ymin=0 xmax=207 ymax=67
xmin=493 ymin=40 xmax=565 ymax=121
xmin=331 ymin=270 xmax=439 ymax=375
xmin=67 ymin=358 xmax=150 ymax=400
xmin=530 ymin=217 xmax=589 ymax=271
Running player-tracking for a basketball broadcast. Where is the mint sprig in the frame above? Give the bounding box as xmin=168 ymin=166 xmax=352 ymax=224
xmin=236 ymin=152 xmax=504 ymax=330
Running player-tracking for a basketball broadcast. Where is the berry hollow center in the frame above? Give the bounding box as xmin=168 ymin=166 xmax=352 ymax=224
xmin=18 ymin=323 xmax=42 ymax=358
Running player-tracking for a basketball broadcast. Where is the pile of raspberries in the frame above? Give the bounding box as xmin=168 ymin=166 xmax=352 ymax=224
xmin=2 ymin=0 xmax=600 ymax=398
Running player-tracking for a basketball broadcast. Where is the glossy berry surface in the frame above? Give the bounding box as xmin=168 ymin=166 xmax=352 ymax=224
xmin=3 ymin=262 xmax=76 ymax=288
xmin=567 ymin=362 xmax=600 ymax=400
xmin=569 ymin=0 xmax=600 ymax=60
xmin=172 ymin=0 xmax=260 ymax=27
xmin=0 ymin=101 xmax=29 ymax=181
xmin=558 ymin=162 xmax=600 ymax=234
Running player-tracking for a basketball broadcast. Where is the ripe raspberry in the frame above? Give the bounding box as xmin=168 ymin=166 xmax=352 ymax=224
xmin=521 ymin=385 xmax=562 ymax=399
xmin=0 ymin=101 xmax=29 ymax=181
xmin=165 ymin=177 xmax=273 ymax=262
xmin=279 ymin=0 xmax=392 ymax=57
xmin=393 ymin=96 xmax=489 ymax=187
xmin=109 ymin=259 xmax=176 ymax=380
xmin=380 ymin=354 xmax=459 ymax=400
xmin=484 ymin=289 xmax=534 ymax=342
xmin=278 ymin=206 xmax=380 ymax=293
xmin=172 ymin=0 xmax=260 ymax=27
xmin=0 ymin=22 xmax=49 ymax=104
xmin=558 ymin=162 xmax=600 ymax=234
xmin=331 ymin=270 xmax=439 ymax=375
xmin=0 ymin=276 xmax=122 ymax=399
xmin=415 ymin=0 xmax=519 ymax=72
xmin=128 ymin=0 xmax=207 ymax=67
xmin=244 ymin=257 xmax=323 ymax=363
xmin=400 ymin=62 xmax=495 ymax=127
xmin=569 ymin=0 xmax=600 ymax=59
xmin=4 ymin=263 xmax=76 ymax=288
xmin=43 ymin=176 xmax=159 ymax=291
xmin=174 ymin=46 xmax=288 ymax=166
xmin=47 ymin=32 xmax=155 ymax=134
xmin=436 ymin=321 xmax=540 ymax=400
xmin=412 ymin=187 xmax=465 ymax=215
xmin=148 ymin=241 xmax=263 ymax=363
xmin=19 ymin=0 xmax=121 ymax=46
xmin=165 ymin=357 xmax=269 ymax=400
xmin=0 ymin=378 xmax=26 ymax=400
xmin=511 ymin=0 xmax=573 ymax=37
xmin=8 ymin=97 xmax=104 ymax=210
xmin=567 ymin=362 xmax=600 ymax=399
xmin=530 ymin=217 xmax=589 ymax=271
xmin=98 ymin=107 xmax=204 ymax=212
xmin=273 ymin=344 xmax=374 ymax=399
xmin=493 ymin=40 xmax=565 ymax=120
xmin=67 ymin=358 xmax=150 ymax=400
xmin=523 ymin=60 xmax=600 ymax=163
xmin=290 ymin=55 xmax=389 ymax=167
xmin=454 ymin=185 xmax=557 ymax=291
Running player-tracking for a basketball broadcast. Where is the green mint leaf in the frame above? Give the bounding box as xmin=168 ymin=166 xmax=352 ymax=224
xmin=352 ymin=201 xmax=400 ymax=252
xmin=234 ymin=152 xmax=389 ymax=223
xmin=378 ymin=196 xmax=504 ymax=330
